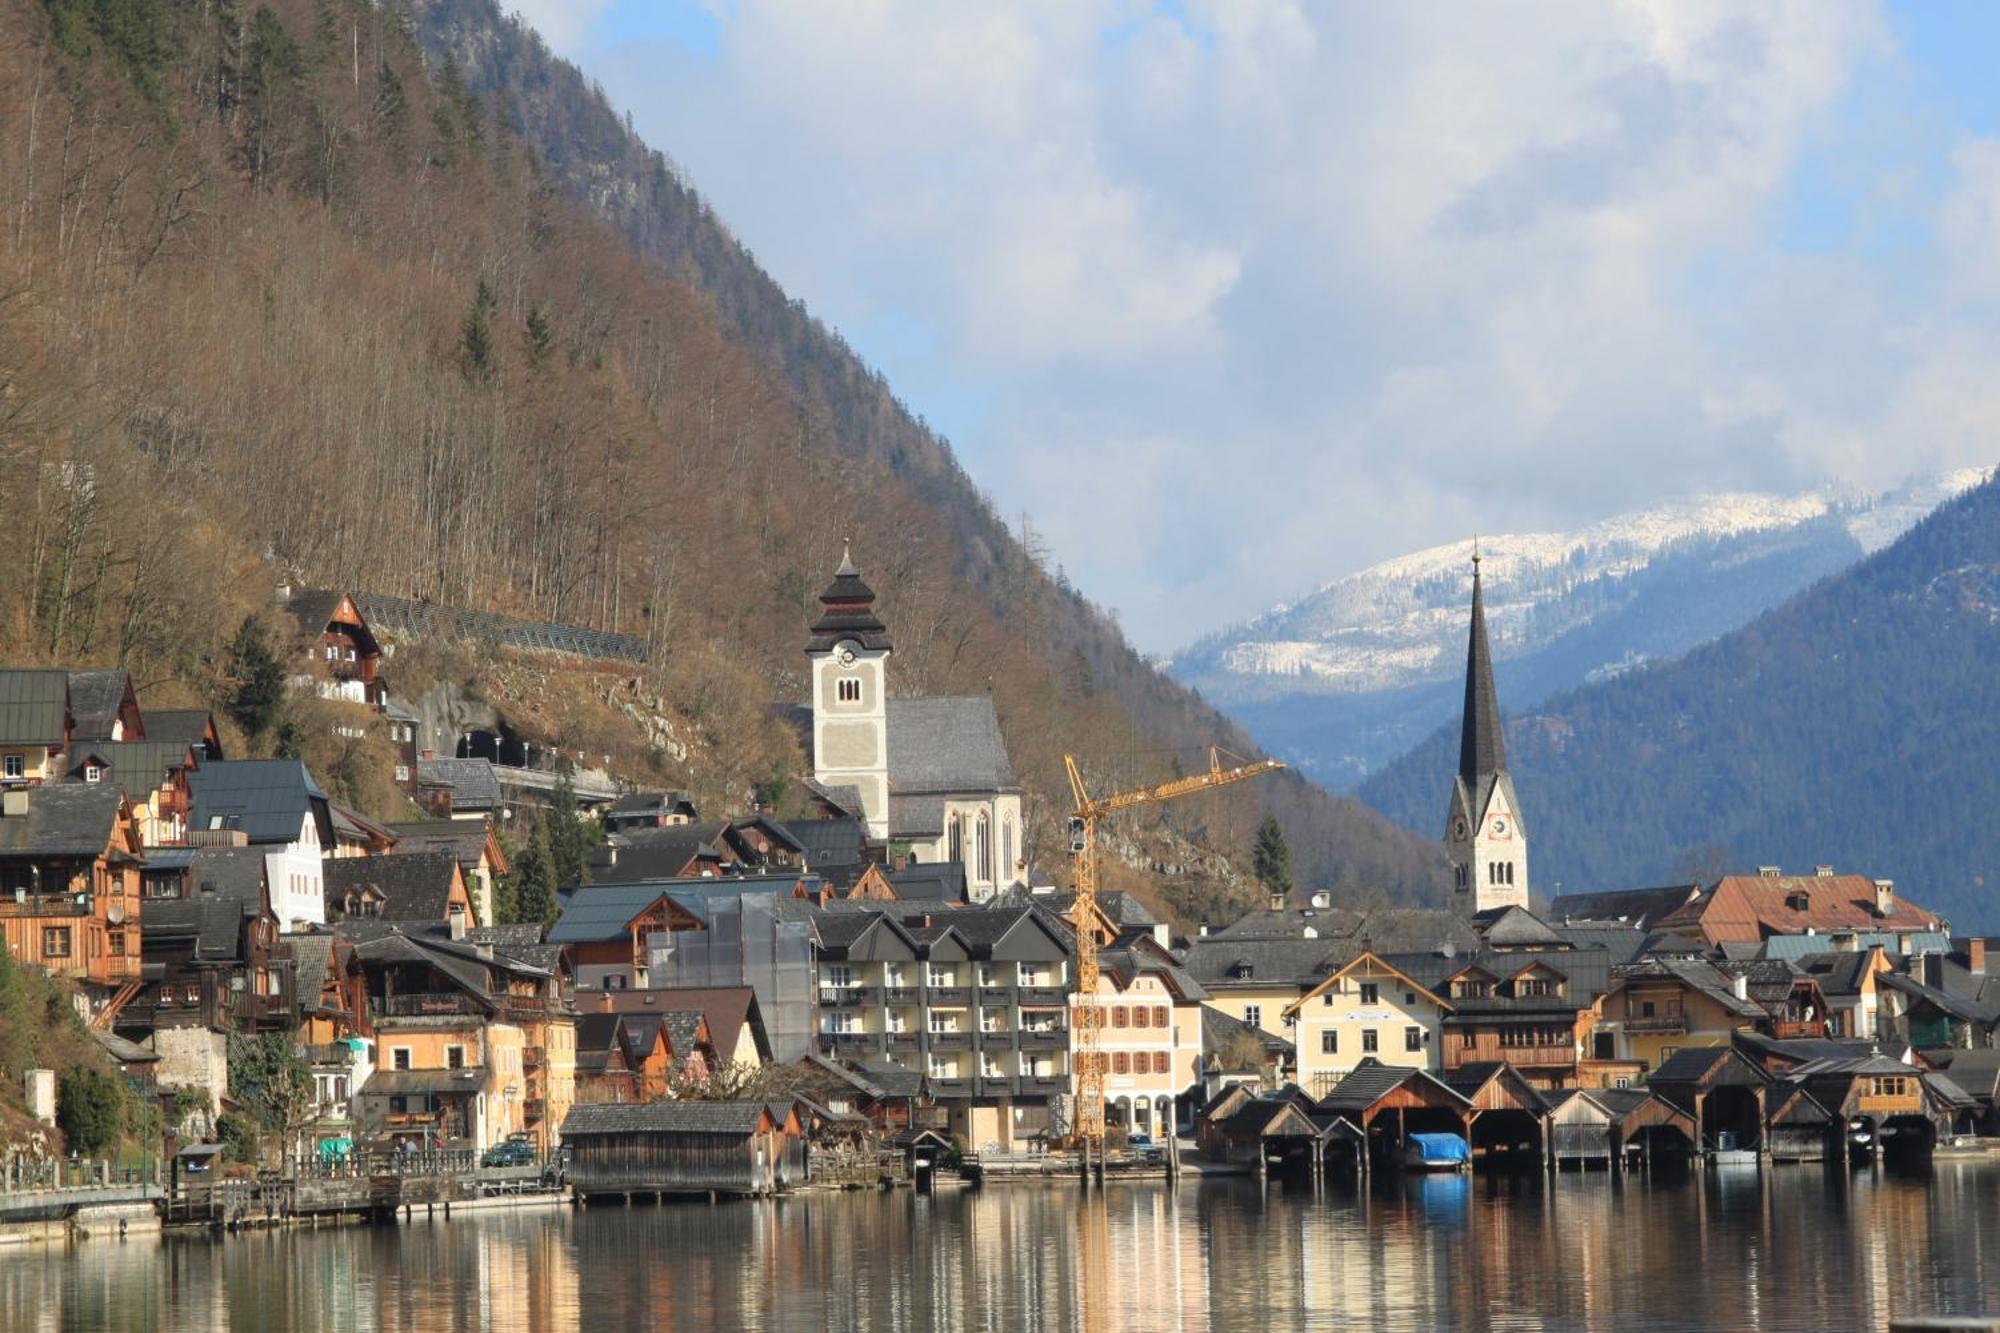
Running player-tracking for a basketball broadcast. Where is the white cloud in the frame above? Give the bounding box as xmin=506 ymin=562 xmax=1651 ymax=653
xmin=506 ymin=0 xmax=616 ymax=58
xmin=562 ymin=1 xmax=2000 ymax=649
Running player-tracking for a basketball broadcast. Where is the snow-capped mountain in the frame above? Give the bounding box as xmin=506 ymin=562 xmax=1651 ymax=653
xmin=1171 ymin=469 xmax=1994 ymax=787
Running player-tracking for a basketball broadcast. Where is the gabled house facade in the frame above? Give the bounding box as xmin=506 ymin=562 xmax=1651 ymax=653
xmin=0 ymin=783 xmax=144 ymax=996
xmin=1284 ymin=952 xmax=1451 ymax=1097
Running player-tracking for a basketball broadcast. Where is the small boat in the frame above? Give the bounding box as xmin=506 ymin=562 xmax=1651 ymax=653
xmin=1401 ymin=1133 xmax=1471 ymax=1173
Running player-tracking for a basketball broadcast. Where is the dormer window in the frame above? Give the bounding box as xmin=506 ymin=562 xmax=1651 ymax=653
xmin=84 ymin=765 xmax=101 ymax=783
xmin=1786 ymin=891 xmax=1810 ymax=912
xmin=1230 ymin=962 xmax=1254 ymax=980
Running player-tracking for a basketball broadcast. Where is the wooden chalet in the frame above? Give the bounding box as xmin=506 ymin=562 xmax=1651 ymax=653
xmin=1441 ymin=1061 xmax=1551 ymax=1166
xmin=285 ymin=589 xmax=387 ymax=709
xmin=1317 ymin=1063 xmax=1473 ymax=1171
xmin=562 ymin=1100 xmax=804 ymax=1199
xmin=1647 ymin=1046 xmax=1771 ymax=1155
xmin=0 ymin=783 xmax=144 ymax=999
xmin=549 ymin=884 xmax=706 ymax=990
xmin=118 ymin=846 xmax=291 ymax=1037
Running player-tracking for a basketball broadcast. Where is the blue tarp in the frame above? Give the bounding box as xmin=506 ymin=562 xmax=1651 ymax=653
xmin=1407 ymin=1133 xmax=1470 ymax=1163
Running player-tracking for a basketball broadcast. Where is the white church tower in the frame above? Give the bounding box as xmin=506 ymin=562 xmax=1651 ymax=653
xmin=1446 ymin=550 xmax=1529 ymax=914
xmin=806 ymin=543 xmax=893 ymax=841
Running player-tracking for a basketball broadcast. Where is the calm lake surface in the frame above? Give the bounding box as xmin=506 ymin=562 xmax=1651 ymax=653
xmin=7 ymin=1163 xmax=2000 ymax=1332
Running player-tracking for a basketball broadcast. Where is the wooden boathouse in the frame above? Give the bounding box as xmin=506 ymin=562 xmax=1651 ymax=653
xmin=563 ymin=1101 xmax=805 ymax=1201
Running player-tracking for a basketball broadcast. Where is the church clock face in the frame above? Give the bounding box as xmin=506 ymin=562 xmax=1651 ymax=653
xmin=1451 ymin=817 xmax=1468 ymax=841
xmin=1490 ymin=818 xmax=1509 ymax=837
xmin=837 ymin=647 xmax=857 ymax=666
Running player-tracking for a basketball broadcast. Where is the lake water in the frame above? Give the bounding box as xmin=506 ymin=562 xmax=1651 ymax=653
xmin=7 ymin=1163 xmax=2000 ymax=1331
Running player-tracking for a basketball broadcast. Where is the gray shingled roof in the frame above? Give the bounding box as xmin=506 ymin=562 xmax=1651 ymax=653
xmin=549 ymin=884 xmax=679 ymax=943
xmin=0 ymin=669 xmax=69 ymax=746
xmin=886 ymin=860 xmax=966 ymax=902
xmin=1181 ymin=937 xmax=1341 ymax=989
xmin=562 ymin=1100 xmax=770 ymax=1136
xmin=324 ymin=853 xmax=462 ymax=922
xmin=142 ymin=710 xmax=221 ymax=757
xmin=59 ymin=741 xmax=195 ymax=794
xmin=782 ymin=818 xmax=866 ymax=871
xmin=415 ymin=759 xmax=502 ymax=812
xmin=661 ymin=1010 xmax=706 ymax=1059
xmin=187 ymin=760 xmax=330 ymax=844
xmin=885 ymin=697 xmax=1015 ymax=793
xmin=1320 ymin=1063 xmax=1468 ymax=1113
xmin=146 ymin=848 xmax=268 ymax=957
xmin=65 ymin=671 xmax=133 ymax=742
xmin=1200 ymin=1004 xmax=1294 ymax=1063
xmin=1547 ymin=884 xmax=1702 ymax=929
xmin=383 ymin=821 xmax=490 ymax=873
xmin=591 ymin=826 xmax=723 ymax=884
xmin=1473 ymin=906 xmax=1569 ymax=949
xmin=0 ymin=783 xmax=126 ymax=858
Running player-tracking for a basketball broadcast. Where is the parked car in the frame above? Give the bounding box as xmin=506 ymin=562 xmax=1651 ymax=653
xmin=482 ymin=1139 xmax=537 ymax=1168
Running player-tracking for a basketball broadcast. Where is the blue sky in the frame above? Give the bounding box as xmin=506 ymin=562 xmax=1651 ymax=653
xmin=512 ymin=1 xmax=2000 ymax=652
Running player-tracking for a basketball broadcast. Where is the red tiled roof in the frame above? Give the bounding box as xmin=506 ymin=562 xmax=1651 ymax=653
xmin=1659 ymin=875 xmax=1946 ymax=946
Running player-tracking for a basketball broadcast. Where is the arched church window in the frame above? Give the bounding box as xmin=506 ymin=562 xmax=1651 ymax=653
xmin=837 ymin=678 xmax=861 ymax=704
xmin=949 ymin=815 xmax=964 ymax=864
xmin=976 ymin=814 xmax=991 ymax=884
xmin=1001 ymin=820 xmax=1015 ymax=882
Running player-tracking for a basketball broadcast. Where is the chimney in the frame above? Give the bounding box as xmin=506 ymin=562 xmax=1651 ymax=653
xmin=1922 ymin=951 xmax=1944 ymax=989
xmin=1268 ymin=891 xmax=1287 ymax=913
xmin=448 ymin=910 xmax=467 ymax=941
xmin=1197 ymin=924 xmax=1209 ymax=938
xmin=1730 ymin=973 xmax=1748 ymax=1002
xmin=1815 ymin=865 xmax=1834 ymax=878
xmin=1874 ymin=879 xmax=1895 ymax=917
xmin=1971 ymin=938 xmax=1988 ymax=975
xmin=1 ymin=790 xmax=27 ymax=818
xmin=1758 ymin=866 xmax=1782 ymax=879
xmin=1310 ymin=891 xmax=1331 ymax=910
xmin=474 ymin=941 xmax=493 ymax=960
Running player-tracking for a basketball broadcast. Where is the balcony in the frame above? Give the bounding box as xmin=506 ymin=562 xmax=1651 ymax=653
xmin=1019 ymin=1029 xmax=1069 ymax=1051
xmin=825 ymin=1032 xmax=886 ymax=1055
xmin=884 ymin=986 xmax=921 ymax=1005
xmin=976 ymin=1029 xmax=1018 ymax=1050
xmin=886 ymin=1032 xmax=921 ymax=1055
xmin=523 ymin=1046 xmax=547 ymax=1069
xmin=926 ymin=986 xmax=972 ymax=1007
xmin=976 ymin=986 xmax=1017 ymax=1007
xmin=819 ymin=985 xmax=884 ymax=1007
xmin=1020 ymin=1075 xmax=1070 ymax=1096
xmin=1772 ymin=1019 xmax=1827 ymax=1040
xmin=975 ymin=1076 xmax=1020 ymax=1098
xmin=372 ymin=993 xmax=483 ymax=1019
xmin=927 ymin=1030 xmax=972 ymax=1052
xmin=1019 ymin=986 xmax=1068 ymax=1007
xmin=1482 ymin=1046 xmax=1576 ymax=1067
xmin=1623 ymin=1013 xmax=1687 ymax=1033
xmin=928 ymin=1078 xmax=974 ymax=1099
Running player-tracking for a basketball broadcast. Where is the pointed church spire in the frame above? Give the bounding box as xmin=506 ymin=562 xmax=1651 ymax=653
xmin=835 ymin=537 xmax=858 ymax=578
xmin=1458 ymin=546 xmax=1506 ymax=786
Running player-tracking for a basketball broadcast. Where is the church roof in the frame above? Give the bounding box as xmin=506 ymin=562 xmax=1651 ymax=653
xmin=886 ymin=697 xmax=1016 ymax=795
xmin=806 ymin=545 xmax=892 ymax=652
xmin=1458 ymin=558 xmax=1506 ymax=787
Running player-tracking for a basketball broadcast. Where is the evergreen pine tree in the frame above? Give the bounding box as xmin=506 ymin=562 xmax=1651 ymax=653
xmin=524 ymin=306 xmax=553 ymax=368
xmin=510 ymin=821 xmax=558 ymax=927
xmin=223 ymin=615 xmax=287 ymax=743
xmin=1252 ymin=816 xmax=1293 ymax=902
xmin=460 ymin=278 xmax=497 ymax=378
xmin=545 ymin=773 xmax=596 ymax=890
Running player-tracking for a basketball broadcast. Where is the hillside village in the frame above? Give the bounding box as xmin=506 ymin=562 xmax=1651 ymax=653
xmin=3 ymin=549 xmax=1997 ymax=1187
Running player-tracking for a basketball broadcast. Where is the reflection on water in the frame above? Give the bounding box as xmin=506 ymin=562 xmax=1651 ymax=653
xmin=6 ymin=1163 xmax=2000 ymax=1332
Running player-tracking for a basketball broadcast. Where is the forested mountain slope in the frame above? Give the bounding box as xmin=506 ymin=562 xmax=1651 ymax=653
xmin=0 ymin=0 xmax=1448 ymax=919
xmin=1358 ymin=476 xmax=2000 ymax=930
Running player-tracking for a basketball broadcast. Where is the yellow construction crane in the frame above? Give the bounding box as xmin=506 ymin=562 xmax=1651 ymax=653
xmin=1064 ymin=746 xmax=1284 ymax=1156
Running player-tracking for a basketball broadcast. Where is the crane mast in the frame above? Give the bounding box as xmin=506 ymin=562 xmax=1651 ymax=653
xmin=1065 ymin=747 xmax=1284 ymax=1153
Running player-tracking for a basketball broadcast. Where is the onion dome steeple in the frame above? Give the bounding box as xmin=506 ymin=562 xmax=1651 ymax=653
xmin=805 ymin=540 xmax=893 ymax=653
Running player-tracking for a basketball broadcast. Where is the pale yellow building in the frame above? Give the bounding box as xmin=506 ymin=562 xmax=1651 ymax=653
xmin=1284 ymin=952 xmax=1450 ymax=1098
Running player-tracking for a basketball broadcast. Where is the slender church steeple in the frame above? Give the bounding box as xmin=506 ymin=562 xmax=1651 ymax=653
xmin=1445 ymin=545 xmax=1528 ymax=913
xmin=1458 ymin=546 xmax=1506 ymax=787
